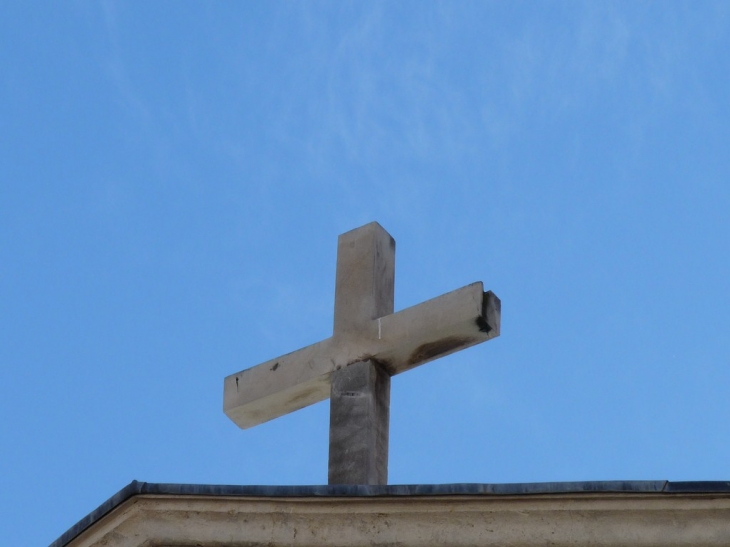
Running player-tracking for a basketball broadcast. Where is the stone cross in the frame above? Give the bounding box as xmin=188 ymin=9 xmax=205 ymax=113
xmin=224 ymin=222 xmax=500 ymax=485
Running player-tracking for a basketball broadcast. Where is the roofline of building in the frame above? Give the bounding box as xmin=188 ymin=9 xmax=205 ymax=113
xmin=51 ymin=479 xmax=730 ymax=547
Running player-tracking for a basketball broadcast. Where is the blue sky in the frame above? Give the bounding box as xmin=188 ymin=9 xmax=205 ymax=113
xmin=2 ymin=2 xmax=729 ymax=544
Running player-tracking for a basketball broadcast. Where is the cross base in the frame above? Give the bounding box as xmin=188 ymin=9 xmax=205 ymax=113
xmin=329 ymin=360 xmax=390 ymax=485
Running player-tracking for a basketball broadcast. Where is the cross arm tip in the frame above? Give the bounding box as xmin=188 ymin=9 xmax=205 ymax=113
xmin=480 ymin=290 xmax=501 ymax=338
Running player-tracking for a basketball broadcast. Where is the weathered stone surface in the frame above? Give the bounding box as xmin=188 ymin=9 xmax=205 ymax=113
xmin=222 ymin=221 xmax=500 ymax=485
xmin=59 ymin=487 xmax=730 ymax=547
xmin=333 ymin=222 xmax=394 ymax=336
xmin=328 ymin=360 xmax=390 ymax=485
xmin=223 ymin=283 xmax=499 ymax=428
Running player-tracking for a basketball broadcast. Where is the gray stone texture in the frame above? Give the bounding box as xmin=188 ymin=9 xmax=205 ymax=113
xmin=329 ymin=360 xmax=390 ymax=485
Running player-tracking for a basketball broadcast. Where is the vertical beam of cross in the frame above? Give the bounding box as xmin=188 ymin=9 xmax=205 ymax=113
xmin=329 ymin=223 xmax=394 ymax=485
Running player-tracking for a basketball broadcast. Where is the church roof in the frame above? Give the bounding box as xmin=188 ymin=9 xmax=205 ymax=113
xmin=52 ymin=479 xmax=730 ymax=546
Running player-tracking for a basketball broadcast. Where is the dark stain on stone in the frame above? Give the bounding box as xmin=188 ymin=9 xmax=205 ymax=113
xmin=346 ymin=355 xmax=374 ymax=367
xmin=479 ymin=290 xmax=501 ymax=335
xmin=475 ymin=315 xmax=492 ymax=333
xmin=271 ymin=362 xmax=279 ymax=371
xmin=409 ymin=336 xmax=472 ymax=365
xmin=372 ymin=358 xmax=395 ymax=376
xmin=343 ymin=356 xmax=395 ymax=376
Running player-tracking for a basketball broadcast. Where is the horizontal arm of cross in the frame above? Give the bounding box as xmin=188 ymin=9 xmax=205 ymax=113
xmin=224 ymin=282 xmax=500 ymax=429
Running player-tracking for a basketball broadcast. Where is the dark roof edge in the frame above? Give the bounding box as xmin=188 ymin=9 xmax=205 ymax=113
xmin=51 ymin=480 xmax=143 ymax=547
xmin=50 ymin=479 xmax=730 ymax=547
